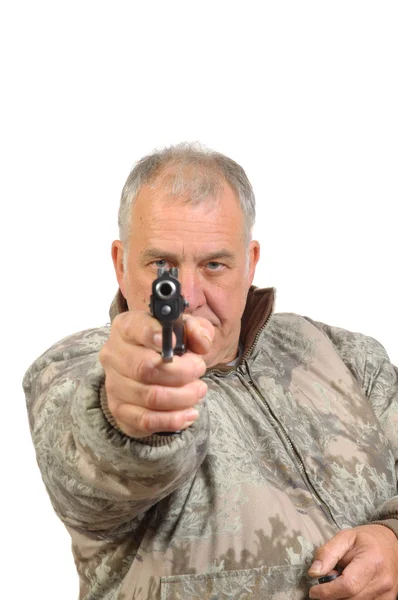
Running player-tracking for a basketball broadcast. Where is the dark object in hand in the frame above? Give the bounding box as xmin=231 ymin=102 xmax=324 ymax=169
xmin=149 ymin=267 xmax=188 ymax=362
xmin=318 ymin=573 xmax=340 ymax=584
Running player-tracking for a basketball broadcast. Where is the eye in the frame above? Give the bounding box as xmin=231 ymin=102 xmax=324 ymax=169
xmin=207 ymin=261 xmax=224 ymax=271
xmin=152 ymin=259 xmax=169 ymax=269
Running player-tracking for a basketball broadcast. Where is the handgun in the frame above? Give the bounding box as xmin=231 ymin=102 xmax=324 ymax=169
xmin=149 ymin=267 xmax=188 ymax=362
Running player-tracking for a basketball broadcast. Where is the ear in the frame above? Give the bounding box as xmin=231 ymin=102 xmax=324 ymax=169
xmin=111 ymin=240 xmax=127 ymax=298
xmin=247 ymin=240 xmax=260 ymax=286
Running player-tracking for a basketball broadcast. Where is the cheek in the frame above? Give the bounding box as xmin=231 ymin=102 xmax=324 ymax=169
xmin=205 ymin=287 xmax=227 ymax=314
xmin=125 ymin=272 xmax=149 ymax=311
xmin=207 ymin=287 xmax=246 ymax=324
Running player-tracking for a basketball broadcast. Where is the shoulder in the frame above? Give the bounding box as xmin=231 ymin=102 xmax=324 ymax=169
xmin=260 ymin=313 xmax=392 ymax=393
xmin=23 ymin=326 xmax=110 ymax=394
xmin=300 ymin=316 xmax=392 ymax=394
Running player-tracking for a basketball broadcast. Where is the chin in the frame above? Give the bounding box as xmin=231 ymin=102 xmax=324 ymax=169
xmin=205 ymin=349 xmax=231 ymax=369
xmin=203 ymin=349 xmax=219 ymax=369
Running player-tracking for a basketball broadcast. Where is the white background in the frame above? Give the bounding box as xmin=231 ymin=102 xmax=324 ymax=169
xmin=2 ymin=1 xmax=397 ymax=598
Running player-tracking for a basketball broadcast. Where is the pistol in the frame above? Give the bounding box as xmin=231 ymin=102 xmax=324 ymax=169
xmin=149 ymin=267 xmax=188 ymax=362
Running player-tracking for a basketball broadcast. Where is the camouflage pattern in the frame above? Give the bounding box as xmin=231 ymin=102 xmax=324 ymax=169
xmin=23 ymin=287 xmax=398 ymax=599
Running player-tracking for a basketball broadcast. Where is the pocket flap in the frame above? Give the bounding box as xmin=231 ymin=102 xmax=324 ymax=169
xmin=161 ymin=564 xmax=313 ymax=599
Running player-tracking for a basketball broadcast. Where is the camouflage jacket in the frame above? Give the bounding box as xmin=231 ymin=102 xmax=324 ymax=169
xmin=23 ymin=287 xmax=398 ymax=600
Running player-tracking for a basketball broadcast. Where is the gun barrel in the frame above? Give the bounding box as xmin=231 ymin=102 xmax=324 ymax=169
xmin=155 ymin=280 xmax=177 ymax=300
xmin=149 ymin=267 xmax=188 ymax=361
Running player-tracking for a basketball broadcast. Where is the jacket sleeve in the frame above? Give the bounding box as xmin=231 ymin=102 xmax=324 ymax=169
xmin=22 ymin=327 xmax=209 ymax=537
xmin=305 ymin=318 xmax=398 ymax=535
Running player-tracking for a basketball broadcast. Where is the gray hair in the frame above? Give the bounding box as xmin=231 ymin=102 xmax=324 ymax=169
xmin=118 ymin=142 xmax=256 ymax=262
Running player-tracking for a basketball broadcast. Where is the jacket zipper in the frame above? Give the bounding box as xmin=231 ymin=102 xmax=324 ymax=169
xmin=238 ymin=359 xmax=340 ymax=529
xmin=204 ymin=304 xmax=340 ymax=527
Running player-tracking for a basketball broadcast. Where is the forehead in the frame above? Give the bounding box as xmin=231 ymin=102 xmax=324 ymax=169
xmin=131 ymin=178 xmax=245 ymax=241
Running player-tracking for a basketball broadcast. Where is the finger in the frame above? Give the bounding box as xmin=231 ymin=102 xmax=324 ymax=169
xmin=317 ymin=569 xmax=340 ymax=585
xmin=309 ymin=576 xmax=344 ymax=600
xmin=331 ymin=558 xmax=377 ymax=598
xmin=106 ymin=369 xmax=208 ymax=411
xmin=309 ymin=569 xmax=376 ymax=600
xmin=99 ymin=337 xmax=154 ymax=382
xmin=309 ymin=556 xmax=374 ymax=599
xmin=107 ymin=343 xmax=207 ymax=386
xmin=183 ymin=315 xmax=215 ymax=355
xmin=114 ymin=403 xmax=201 ymax=438
xmin=115 ymin=311 xmax=166 ymax=350
xmin=308 ymin=529 xmax=357 ymax=578
xmin=130 ymin=351 xmax=207 ymax=387
xmin=309 ymin=569 xmax=349 ymax=600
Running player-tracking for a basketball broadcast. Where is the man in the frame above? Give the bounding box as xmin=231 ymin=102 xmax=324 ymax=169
xmin=23 ymin=143 xmax=398 ymax=600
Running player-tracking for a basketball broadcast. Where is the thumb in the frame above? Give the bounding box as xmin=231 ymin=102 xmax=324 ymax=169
xmin=308 ymin=530 xmax=356 ymax=577
xmin=183 ymin=315 xmax=215 ymax=354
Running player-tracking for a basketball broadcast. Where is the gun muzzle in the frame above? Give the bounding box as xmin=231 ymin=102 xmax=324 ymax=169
xmin=149 ymin=267 xmax=188 ymax=361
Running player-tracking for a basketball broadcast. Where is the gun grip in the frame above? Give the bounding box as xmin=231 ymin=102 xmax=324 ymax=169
xmin=173 ymin=317 xmax=186 ymax=356
xmin=161 ymin=322 xmax=174 ymax=362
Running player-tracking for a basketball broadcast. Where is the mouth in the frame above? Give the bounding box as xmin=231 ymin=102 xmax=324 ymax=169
xmin=186 ymin=309 xmax=221 ymax=329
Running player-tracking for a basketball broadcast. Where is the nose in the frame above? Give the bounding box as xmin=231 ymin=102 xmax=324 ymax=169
xmin=178 ymin=268 xmax=206 ymax=314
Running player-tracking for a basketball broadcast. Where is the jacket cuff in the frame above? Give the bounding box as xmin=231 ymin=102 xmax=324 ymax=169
xmin=99 ymin=381 xmax=126 ymax=434
xmin=369 ymin=519 xmax=398 ymax=539
xmin=99 ymin=382 xmax=190 ymax=446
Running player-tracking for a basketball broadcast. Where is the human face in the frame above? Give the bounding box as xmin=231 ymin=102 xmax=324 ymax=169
xmin=112 ymin=180 xmax=260 ymax=367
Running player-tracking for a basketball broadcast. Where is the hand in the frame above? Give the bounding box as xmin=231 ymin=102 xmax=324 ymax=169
xmin=99 ymin=311 xmax=214 ymax=438
xmin=308 ymin=524 xmax=398 ymax=599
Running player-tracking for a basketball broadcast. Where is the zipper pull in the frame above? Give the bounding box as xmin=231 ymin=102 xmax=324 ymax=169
xmin=244 ymin=359 xmax=255 ymax=385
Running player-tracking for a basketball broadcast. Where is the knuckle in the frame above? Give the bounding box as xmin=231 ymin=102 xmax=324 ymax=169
xmin=99 ymin=343 xmax=111 ymax=366
xmin=321 ymin=538 xmax=338 ymax=552
xmin=379 ymin=572 xmax=393 ymax=592
xmin=145 ymin=385 xmax=164 ymax=410
xmin=117 ymin=313 xmax=134 ymax=340
xmin=135 ymin=356 xmax=153 ymax=383
xmin=168 ymin=413 xmax=183 ymax=431
xmin=139 ymin=409 xmax=160 ymax=434
xmin=344 ymin=576 xmax=362 ymax=596
xmin=140 ymin=408 xmax=182 ymax=435
xmin=142 ymin=323 xmax=160 ymax=347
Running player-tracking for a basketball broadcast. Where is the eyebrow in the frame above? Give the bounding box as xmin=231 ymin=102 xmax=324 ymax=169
xmin=141 ymin=248 xmax=236 ymax=263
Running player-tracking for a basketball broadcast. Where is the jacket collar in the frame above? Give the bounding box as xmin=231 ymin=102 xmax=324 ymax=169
xmin=109 ymin=289 xmax=129 ymax=322
xmin=109 ymin=285 xmax=275 ymax=365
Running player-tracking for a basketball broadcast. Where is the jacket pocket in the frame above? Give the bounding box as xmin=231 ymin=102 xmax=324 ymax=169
xmin=160 ymin=564 xmax=313 ymax=600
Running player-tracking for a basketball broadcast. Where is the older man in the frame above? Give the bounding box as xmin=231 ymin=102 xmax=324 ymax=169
xmin=24 ymin=143 xmax=398 ymax=600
